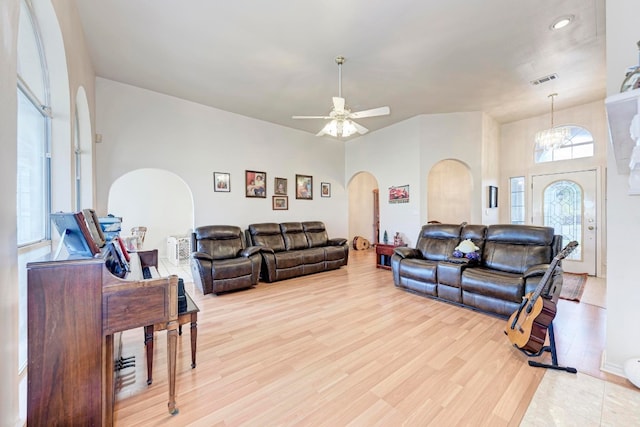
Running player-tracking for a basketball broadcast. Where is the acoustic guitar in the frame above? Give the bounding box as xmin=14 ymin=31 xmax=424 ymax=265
xmin=505 ymin=240 xmax=579 ymax=354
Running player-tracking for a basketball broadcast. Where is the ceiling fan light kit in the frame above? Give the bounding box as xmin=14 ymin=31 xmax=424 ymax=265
xmin=293 ymin=56 xmax=390 ymax=139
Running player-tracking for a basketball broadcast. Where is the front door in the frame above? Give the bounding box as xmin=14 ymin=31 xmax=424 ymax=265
xmin=531 ymin=169 xmax=597 ymax=275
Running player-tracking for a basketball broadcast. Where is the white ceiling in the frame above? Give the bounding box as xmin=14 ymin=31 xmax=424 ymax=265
xmin=74 ymin=0 xmax=606 ymax=138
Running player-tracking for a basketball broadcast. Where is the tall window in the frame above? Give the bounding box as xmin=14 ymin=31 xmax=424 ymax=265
xmin=510 ymin=176 xmax=525 ymax=224
xmin=74 ymin=107 xmax=81 ymax=210
xmin=534 ymin=125 xmax=594 ymax=163
xmin=17 ymin=0 xmax=50 ymax=246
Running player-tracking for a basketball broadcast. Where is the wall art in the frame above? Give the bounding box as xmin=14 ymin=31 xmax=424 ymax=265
xmin=245 ymin=170 xmax=266 ymax=198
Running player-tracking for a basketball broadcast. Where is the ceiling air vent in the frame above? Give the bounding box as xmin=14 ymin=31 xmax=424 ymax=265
xmin=530 ymin=73 xmax=559 ymax=86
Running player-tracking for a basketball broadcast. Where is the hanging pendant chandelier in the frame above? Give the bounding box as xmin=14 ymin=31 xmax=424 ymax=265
xmin=534 ymin=93 xmax=568 ymax=151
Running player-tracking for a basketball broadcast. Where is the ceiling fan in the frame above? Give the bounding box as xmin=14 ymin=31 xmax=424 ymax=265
xmin=292 ymin=56 xmax=390 ymax=138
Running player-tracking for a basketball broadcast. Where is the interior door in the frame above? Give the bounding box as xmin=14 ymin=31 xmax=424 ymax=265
xmin=531 ymin=170 xmax=597 ymax=275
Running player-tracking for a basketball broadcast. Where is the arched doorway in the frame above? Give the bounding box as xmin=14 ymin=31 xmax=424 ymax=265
xmin=427 ymin=159 xmax=472 ymax=223
xmin=107 ymin=168 xmax=194 ymax=258
xmin=348 ymin=172 xmax=379 ymax=244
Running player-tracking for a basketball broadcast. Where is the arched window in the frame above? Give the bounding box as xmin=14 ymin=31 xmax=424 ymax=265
xmin=534 ymin=125 xmax=594 ymax=163
xmin=17 ymin=0 xmax=50 ymax=246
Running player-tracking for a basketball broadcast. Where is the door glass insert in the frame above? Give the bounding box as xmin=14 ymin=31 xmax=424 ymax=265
xmin=543 ymin=180 xmax=582 ymax=260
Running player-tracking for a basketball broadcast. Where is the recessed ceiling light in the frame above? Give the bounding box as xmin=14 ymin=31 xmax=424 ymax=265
xmin=550 ymin=15 xmax=574 ymax=30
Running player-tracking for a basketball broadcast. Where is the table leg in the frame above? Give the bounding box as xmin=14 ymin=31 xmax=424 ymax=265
xmin=190 ymin=313 xmax=197 ymax=369
xmin=166 ymin=321 xmax=179 ymax=415
xmin=104 ymin=334 xmax=114 ymax=427
xmin=144 ymin=325 xmax=154 ymax=385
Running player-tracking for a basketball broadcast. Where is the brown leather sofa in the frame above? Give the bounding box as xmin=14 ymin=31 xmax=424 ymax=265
xmin=245 ymin=221 xmax=349 ymax=282
xmin=190 ymin=225 xmax=262 ymax=295
xmin=391 ymin=223 xmax=563 ymax=317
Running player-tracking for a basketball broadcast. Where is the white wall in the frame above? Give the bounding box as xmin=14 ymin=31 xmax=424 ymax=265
xmin=346 ymin=112 xmax=488 ymax=246
xmin=604 ymin=0 xmax=640 ymax=375
xmin=418 ymin=112 xmax=485 ymax=226
xmin=1 ymin=1 xmax=20 ymax=424
xmin=500 ymin=100 xmax=608 ymax=275
xmin=95 ymin=78 xmax=348 ymax=238
xmin=482 ymin=113 xmax=500 ymax=224
xmin=108 ymin=169 xmax=194 ymax=257
xmin=347 ymin=117 xmax=422 ymax=245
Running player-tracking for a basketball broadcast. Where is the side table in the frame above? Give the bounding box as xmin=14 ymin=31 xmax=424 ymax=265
xmin=144 ymin=290 xmax=200 ymax=385
xmin=376 ymin=243 xmax=406 ymax=270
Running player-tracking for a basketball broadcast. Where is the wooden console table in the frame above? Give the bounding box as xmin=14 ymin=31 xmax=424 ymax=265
xmin=376 ymin=243 xmax=406 ymax=270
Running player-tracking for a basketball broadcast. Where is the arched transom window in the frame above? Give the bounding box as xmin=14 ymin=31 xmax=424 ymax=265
xmin=535 ymin=125 xmax=594 ymax=163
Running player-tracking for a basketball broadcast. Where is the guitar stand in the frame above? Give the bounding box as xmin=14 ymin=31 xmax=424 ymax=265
xmin=520 ymin=322 xmax=577 ymax=374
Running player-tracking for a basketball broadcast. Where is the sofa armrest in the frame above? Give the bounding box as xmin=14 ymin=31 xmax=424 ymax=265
xmin=240 ymin=246 xmax=262 ymax=257
xmin=327 ymin=238 xmax=347 ymax=246
xmin=257 ymin=245 xmax=275 ymax=254
xmin=523 ymin=263 xmax=550 ymax=279
xmin=445 ymin=256 xmax=476 ymax=266
xmin=394 ymin=247 xmax=422 ymax=259
xmin=192 ymin=251 xmax=213 ymax=261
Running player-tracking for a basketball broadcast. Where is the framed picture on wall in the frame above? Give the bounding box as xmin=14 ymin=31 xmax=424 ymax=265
xmin=213 ymin=172 xmax=230 ymax=192
xmin=321 ymin=182 xmax=331 ymax=197
xmin=296 ymin=174 xmax=313 ymax=200
xmin=272 ymin=196 xmax=288 ymax=210
xmin=489 ymin=186 xmax=498 ymax=208
xmin=274 ymin=177 xmax=287 ymax=195
xmin=245 ymin=170 xmax=266 ymax=198
xmin=389 ymin=185 xmax=410 ymax=204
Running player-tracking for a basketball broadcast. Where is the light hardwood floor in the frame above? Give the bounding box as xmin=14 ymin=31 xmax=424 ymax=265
xmin=113 ymin=249 xmax=624 ymax=426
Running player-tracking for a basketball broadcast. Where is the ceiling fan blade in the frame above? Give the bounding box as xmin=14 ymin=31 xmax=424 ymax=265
xmin=349 ymin=106 xmax=390 ymax=119
xmin=333 ymin=97 xmax=346 ymax=114
xmin=352 ymin=121 xmax=369 ymax=135
xmin=292 ymin=115 xmax=332 ymax=119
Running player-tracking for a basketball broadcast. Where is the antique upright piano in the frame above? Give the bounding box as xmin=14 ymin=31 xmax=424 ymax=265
xmin=27 ymin=246 xmax=179 ymax=425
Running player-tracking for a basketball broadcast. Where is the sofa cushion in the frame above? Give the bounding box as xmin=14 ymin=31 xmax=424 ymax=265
xmin=211 ymin=257 xmax=254 ymax=280
xmin=415 ymin=223 xmax=462 ymax=261
xmin=482 ymin=225 xmax=554 ymax=274
xmin=461 ymin=267 xmax=524 ymax=303
xmin=397 ymin=258 xmax=438 ymax=283
xmin=247 ymin=223 xmax=286 ymax=252
xmin=461 ymin=224 xmax=487 ymax=254
xmin=324 ymin=245 xmax=345 ymax=262
xmin=302 ymin=247 xmax=325 ymax=264
xmin=194 ymin=225 xmax=244 ymax=260
xmin=280 ymin=222 xmax=309 ymax=250
xmin=302 ymin=221 xmax=329 ymax=247
xmin=274 ymin=250 xmax=305 ymax=269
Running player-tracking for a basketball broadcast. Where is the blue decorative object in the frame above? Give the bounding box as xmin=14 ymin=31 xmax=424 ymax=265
xmin=453 ymin=250 xmax=464 ymax=258
xmin=383 ymin=230 xmax=389 ymax=244
xmin=466 ymin=251 xmax=480 ymax=261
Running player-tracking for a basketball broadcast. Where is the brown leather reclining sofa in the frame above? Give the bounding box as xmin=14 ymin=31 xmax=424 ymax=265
xmin=245 ymin=221 xmax=349 ymax=282
xmin=391 ymin=223 xmax=563 ymax=317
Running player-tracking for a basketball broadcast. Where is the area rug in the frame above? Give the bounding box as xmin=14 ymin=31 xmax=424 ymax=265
xmin=560 ymin=272 xmax=588 ymax=302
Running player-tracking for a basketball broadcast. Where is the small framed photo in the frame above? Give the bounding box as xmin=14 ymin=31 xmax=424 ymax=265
xmin=296 ymin=174 xmax=313 ymax=200
xmin=272 ymin=196 xmax=288 ymax=210
xmin=389 ymin=185 xmax=410 ymax=204
xmin=274 ymin=177 xmax=288 ymax=195
xmin=245 ymin=170 xmax=266 ymax=198
xmin=321 ymin=182 xmax=331 ymax=197
xmin=213 ymin=172 xmax=230 ymax=192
